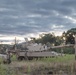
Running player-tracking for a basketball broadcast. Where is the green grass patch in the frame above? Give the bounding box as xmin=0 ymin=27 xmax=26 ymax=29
xmin=35 ymin=54 xmax=75 ymax=63
xmin=0 ymin=57 xmax=3 ymax=63
xmin=11 ymin=54 xmax=17 ymax=61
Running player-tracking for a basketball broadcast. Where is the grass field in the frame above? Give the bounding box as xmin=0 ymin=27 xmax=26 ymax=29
xmin=37 ymin=54 xmax=75 ymax=62
xmin=10 ymin=54 xmax=75 ymax=62
xmin=0 ymin=54 xmax=76 ymax=75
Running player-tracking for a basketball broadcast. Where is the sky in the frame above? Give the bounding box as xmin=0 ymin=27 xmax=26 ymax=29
xmin=0 ymin=0 xmax=76 ymax=44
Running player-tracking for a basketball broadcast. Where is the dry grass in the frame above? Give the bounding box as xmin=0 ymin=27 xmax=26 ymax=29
xmin=4 ymin=60 xmax=75 ymax=75
xmin=0 ymin=54 xmax=76 ymax=75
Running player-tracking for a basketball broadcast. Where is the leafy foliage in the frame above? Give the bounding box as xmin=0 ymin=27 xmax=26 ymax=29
xmin=63 ymin=28 xmax=76 ymax=44
xmin=33 ymin=33 xmax=62 ymax=46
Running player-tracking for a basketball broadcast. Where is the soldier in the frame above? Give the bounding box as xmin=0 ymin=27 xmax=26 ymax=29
xmin=6 ymin=51 xmax=11 ymax=64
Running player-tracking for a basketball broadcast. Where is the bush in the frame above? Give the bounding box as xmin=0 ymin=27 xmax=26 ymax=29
xmin=52 ymin=47 xmax=74 ymax=54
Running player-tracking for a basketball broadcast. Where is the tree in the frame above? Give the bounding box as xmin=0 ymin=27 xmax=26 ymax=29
xmin=55 ymin=36 xmax=62 ymax=46
xmin=32 ymin=33 xmax=62 ymax=46
xmin=64 ymin=28 xmax=76 ymax=44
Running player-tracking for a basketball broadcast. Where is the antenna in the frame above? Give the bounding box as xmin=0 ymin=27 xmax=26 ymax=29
xmin=15 ymin=37 xmax=17 ymax=50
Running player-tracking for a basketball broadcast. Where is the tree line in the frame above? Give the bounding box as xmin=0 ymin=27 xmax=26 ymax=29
xmin=32 ymin=28 xmax=76 ymax=45
xmin=31 ymin=28 xmax=76 ymax=54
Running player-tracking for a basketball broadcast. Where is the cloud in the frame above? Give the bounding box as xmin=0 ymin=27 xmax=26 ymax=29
xmin=51 ymin=25 xmax=64 ymax=29
xmin=26 ymin=14 xmax=42 ymax=18
xmin=0 ymin=0 xmax=76 ymax=41
xmin=64 ymin=16 xmax=76 ymax=23
xmin=0 ymin=8 xmax=11 ymax=12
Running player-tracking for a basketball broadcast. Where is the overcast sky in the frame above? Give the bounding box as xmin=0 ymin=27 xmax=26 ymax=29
xmin=0 ymin=0 xmax=76 ymax=44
